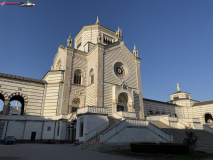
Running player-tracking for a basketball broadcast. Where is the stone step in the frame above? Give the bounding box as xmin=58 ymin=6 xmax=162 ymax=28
xmin=78 ymin=116 xmax=121 ymax=150
xmin=148 ymin=120 xmax=213 ymax=151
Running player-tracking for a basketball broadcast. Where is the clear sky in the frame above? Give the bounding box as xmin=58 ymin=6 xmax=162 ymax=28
xmin=1 ymin=0 xmax=213 ymax=110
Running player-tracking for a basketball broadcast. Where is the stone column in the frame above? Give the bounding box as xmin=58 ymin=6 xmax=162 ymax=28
xmin=60 ymin=48 xmax=74 ymax=114
xmin=3 ymin=100 xmax=9 ymax=115
xmin=136 ymin=58 xmax=144 ymax=119
xmin=23 ymin=102 xmax=28 ymax=115
xmin=94 ymin=45 xmax=104 ymax=107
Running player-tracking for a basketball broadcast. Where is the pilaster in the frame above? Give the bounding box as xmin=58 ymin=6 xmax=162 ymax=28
xmin=94 ymin=45 xmax=104 ymax=107
xmin=3 ymin=100 xmax=9 ymax=115
xmin=60 ymin=47 xmax=74 ymax=114
xmin=136 ymin=59 xmax=144 ymax=119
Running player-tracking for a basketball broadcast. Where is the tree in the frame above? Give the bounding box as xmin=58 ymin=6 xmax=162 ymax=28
xmin=183 ymin=131 xmax=198 ymax=150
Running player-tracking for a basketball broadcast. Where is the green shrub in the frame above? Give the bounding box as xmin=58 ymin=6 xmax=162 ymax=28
xmin=183 ymin=131 xmax=198 ymax=150
xmin=130 ymin=142 xmax=189 ymax=154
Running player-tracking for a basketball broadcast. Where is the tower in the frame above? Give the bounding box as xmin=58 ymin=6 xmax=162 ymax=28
xmin=133 ymin=45 xmax=138 ymax=57
xmin=67 ymin=33 xmax=73 ymax=47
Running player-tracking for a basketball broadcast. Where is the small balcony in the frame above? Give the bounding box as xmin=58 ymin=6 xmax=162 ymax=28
xmin=77 ymin=106 xmax=108 ymax=115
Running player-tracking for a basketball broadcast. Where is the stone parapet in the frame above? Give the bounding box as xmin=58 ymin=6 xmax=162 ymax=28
xmin=77 ymin=106 xmax=107 ymax=115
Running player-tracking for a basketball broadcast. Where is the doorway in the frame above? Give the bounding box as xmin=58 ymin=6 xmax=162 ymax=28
xmin=31 ymin=132 xmax=36 ymax=142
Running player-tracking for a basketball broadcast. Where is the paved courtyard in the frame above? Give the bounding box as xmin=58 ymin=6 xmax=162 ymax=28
xmin=0 ymin=144 xmax=213 ymax=160
xmin=0 ymin=144 xmax=139 ymax=160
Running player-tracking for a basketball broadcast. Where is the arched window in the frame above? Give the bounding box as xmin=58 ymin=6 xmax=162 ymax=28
xmin=89 ymin=68 xmax=94 ymax=84
xmin=74 ymin=69 xmax=82 ymax=85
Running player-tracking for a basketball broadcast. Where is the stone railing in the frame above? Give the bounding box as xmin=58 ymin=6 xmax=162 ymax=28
xmin=100 ymin=119 xmax=173 ymax=143
xmin=181 ymin=118 xmax=201 ymax=123
xmin=177 ymin=119 xmax=193 ymax=128
xmin=117 ymin=111 xmax=136 ymax=119
xmin=84 ymin=120 xmax=109 ymax=142
xmin=203 ymin=125 xmax=213 ymax=134
xmin=146 ymin=116 xmax=186 ymax=129
xmin=77 ymin=106 xmax=108 ymax=115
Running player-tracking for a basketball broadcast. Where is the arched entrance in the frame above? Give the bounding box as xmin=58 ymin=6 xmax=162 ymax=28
xmin=0 ymin=93 xmax=4 ymax=114
xmin=0 ymin=90 xmax=9 ymax=115
xmin=204 ymin=113 xmax=213 ymax=123
xmin=8 ymin=93 xmax=28 ymax=115
xmin=71 ymin=98 xmax=80 ymax=113
xmin=117 ymin=93 xmax=128 ymax=112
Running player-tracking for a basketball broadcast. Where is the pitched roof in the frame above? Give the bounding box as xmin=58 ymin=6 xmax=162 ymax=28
xmin=143 ymin=98 xmax=177 ymax=106
xmin=0 ymin=73 xmax=45 ymax=84
xmin=192 ymin=100 xmax=213 ymax=106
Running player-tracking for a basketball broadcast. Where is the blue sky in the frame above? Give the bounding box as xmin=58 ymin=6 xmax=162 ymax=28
xmin=1 ymin=0 xmax=213 ymax=110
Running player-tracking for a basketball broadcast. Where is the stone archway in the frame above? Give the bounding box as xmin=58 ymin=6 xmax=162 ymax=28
xmin=0 ymin=90 xmax=9 ymax=114
xmin=8 ymin=92 xmax=28 ymax=115
xmin=117 ymin=93 xmax=128 ymax=112
xmin=70 ymin=98 xmax=81 ymax=113
xmin=204 ymin=113 xmax=213 ymax=123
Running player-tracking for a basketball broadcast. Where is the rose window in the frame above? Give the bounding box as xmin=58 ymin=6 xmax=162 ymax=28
xmin=114 ymin=62 xmax=127 ymax=79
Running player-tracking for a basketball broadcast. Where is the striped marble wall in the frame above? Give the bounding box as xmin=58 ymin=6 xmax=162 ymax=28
xmin=0 ymin=77 xmax=45 ymax=116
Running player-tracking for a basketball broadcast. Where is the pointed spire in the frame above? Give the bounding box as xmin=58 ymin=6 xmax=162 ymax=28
xmin=133 ymin=44 xmax=138 ymax=57
xmin=177 ymin=82 xmax=180 ymax=91
xmin=116 ymin=26 xmax=123 ymax=40
xmin=95 ymin=14 xmax=100 ymax=25
xmin=69 ymin=33 xmax=72 ymax=39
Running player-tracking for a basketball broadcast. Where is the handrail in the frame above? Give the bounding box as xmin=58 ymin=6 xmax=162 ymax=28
xmin=147 ymin=121 xmax=171 ymax=135
xmin=203 ymin=125 xmax=213 ymax=134
xmin=84 ymin=120 xmax=109 ymax=142
xmin=178 ymin=119 xmax=193 ymax=129
xmin=100 ymin=119 xmax=173 ymax=143
xmin=68 ymin=112 xmax=77 ymax=121
xmin=101 ymin=119 xmax=126 ymax=135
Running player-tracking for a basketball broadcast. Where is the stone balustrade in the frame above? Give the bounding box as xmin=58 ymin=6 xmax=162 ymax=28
xmin=77 ymin=106 xmax=108 ymax=115
xmin=117 ymin=111 xmax=136 ymax=119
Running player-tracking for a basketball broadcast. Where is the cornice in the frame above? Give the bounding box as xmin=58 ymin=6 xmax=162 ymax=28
xmin=0 ymin=73 xmax=45 ymax=85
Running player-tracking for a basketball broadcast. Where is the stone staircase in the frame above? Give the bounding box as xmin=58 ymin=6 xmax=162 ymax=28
xmin=77 ymin=116 xmax=121 ymax=151
xmin=0 ymin=120 xmax=5 ymax=140
xmin=148 ymin=120 xmax=213 ymax=153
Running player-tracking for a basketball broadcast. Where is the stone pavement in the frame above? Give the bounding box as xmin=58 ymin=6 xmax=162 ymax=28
xmin=0 ymin=144 xmax=213 ymax=160
xmin=0 ymin=144 xmax=140 ymax=160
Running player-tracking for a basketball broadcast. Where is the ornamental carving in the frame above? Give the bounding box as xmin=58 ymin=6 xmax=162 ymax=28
xmin=122 ymin=81 xmax=128 ymax=90
xmin=114 ymin=62 xmax=127 ymax=79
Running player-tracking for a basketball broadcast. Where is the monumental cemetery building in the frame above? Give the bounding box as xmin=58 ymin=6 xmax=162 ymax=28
xmin=0 ymin=17 xmax=213 ymax=147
